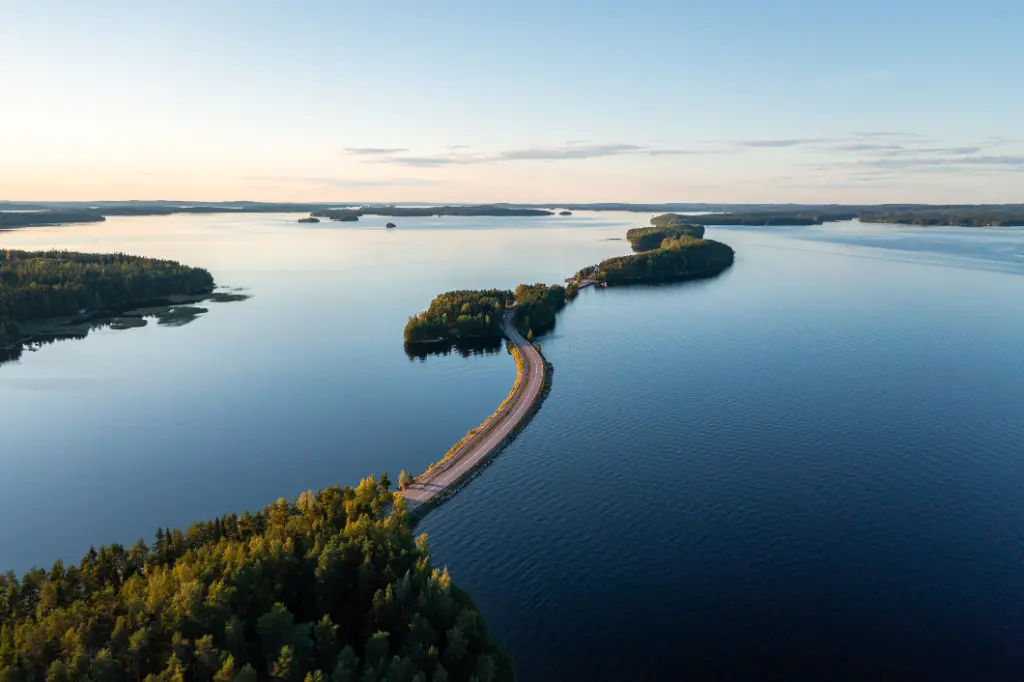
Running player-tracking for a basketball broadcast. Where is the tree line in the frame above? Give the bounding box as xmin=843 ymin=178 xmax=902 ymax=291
xmin=0 ymin=476 xmax=513 ymax=682
xmin=626 ymin=216 xmax=706 ymax=252
xmin=511 ymin=284 xmax=566 ymax=338
xmin=0 ymin=251 xmax=214 ymax=345
xmin=403 ymin=291 xmax=513 ymax=345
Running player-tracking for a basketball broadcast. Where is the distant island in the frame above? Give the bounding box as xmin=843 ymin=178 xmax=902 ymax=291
xmin=0 ymin=250 xmax=215 ymax=348
xmin=311 ymin=209 xmax=360 ymax=221
xmin=297 ymin=216 xmax=320 ymax=223
xmin=0 ymin=210 xmax=106 ymax=229
xmin=859 ymin=208 xmax=1024 ymax=227
xmin=627 ymin=215 xmax=706 ymax=251
xmin=559 ymin=211 xmax=572 ymax=216
xmin=577 ymin=236 xmax=734 ymax=284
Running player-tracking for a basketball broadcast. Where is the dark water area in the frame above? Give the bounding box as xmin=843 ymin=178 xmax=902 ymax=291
xmin=3 ymin=215 xmax=1024 ymax=680
xmin=419 ymin=222 xmax=1024 ymax=681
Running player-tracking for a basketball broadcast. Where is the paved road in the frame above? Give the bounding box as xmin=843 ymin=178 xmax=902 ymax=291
xmin=401 ymin=311 xmax=545 ymax=510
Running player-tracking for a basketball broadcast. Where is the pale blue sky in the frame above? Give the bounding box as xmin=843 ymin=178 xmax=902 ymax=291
xmin=2 ymin=0 xmax=1022 ymax=202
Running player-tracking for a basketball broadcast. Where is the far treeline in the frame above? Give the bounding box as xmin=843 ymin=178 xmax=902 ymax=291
xmin=626 ymin=216 xmax=706 ymax=252
xmin=7 ymin=202 xmax=1024 ymax=229
xmin=0 ymin=476 xmax=513 ymax=682
xmin=0 ymin=250 xmax=214 ymax=345
xmin=0 ymin=204 xmax=552 ymax=230
xmin=310 ymin=207 xmax=551 ymax=222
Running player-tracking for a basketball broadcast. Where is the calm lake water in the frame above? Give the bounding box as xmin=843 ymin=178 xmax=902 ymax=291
xmin=3 ymin=213 xmax=1024 ymax=680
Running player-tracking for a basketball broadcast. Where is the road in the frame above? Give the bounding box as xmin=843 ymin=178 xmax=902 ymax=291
xmin=401 ymin=311 xmax=545 ymax=511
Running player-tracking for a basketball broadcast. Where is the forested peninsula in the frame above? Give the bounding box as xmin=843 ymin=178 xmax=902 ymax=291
xmin=0 ymin=478 xmax=513 ymax=682
xmin=0 ymin=250 xmax=215 ymax=346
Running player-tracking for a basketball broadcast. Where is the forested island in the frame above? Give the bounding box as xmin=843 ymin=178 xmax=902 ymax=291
xmin=0 ymin=477 xmax=513 ymax=682
xmin=859 ymin=207 xmax=1024 ymax=227
xmin=403 ymin=290 xmax=512 ymax=345
xmin=402 ymin=282 xmax=573 ymax=348
xmin=626 ymin=215 xmax=706 ymax=252
xmin=0 ymin=211 xmax=106 ymax=230
xmin=577 ymin=236 xmax=735 ymax=284
xmin=0 ymin=250 xmax=215 ymax=346
xmin=297 ymin=217 xmax=321 ymax=224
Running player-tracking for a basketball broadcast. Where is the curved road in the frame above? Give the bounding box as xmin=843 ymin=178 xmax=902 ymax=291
xmin=401 ymin=311 xmax=545 ymax=511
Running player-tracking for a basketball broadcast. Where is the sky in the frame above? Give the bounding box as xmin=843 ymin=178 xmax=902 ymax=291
xmin=1 ymin=0 xmax=1022 ymax=204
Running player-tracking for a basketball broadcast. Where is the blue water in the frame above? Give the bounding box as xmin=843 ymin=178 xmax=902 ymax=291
xmin=3 ymin=214 xmax=1024 ymax=680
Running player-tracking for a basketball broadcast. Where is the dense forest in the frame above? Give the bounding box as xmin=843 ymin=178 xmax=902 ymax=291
xmin=576 ymin=236 xmax=734 ymax=285
xmin=403 ymin=291 xmax=513 ymax=344
xmin=403 ymin=284 xmax=571 ymax=347
xmin=511 ymin=284 xmax=566 ymax=338
xmin=0 ymin=477 xmax=513 ymax=682
xmin=309 ymin=210 xmax=359 ymax=222
xmin=0 ymin=251 xmax=214 ymax=345
xmin=0 ymin=212 xmax=106 ymax=230
xmin=683 ymin=213 xmax=849 ymax=226
xmin=859 ymin=209 xmax=1024 ymax=227
xmin=626 ymin=216 xmax=706 ymax=252
xmin=358 ymin=207 xmax=550 ymax=218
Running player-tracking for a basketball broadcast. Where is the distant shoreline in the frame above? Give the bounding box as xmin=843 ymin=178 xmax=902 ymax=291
xmin=5 ymin=201 xmax=1024 ymax=229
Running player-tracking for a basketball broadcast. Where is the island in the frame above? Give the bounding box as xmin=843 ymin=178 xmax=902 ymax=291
xmin=0 ymin=250 xmax=215 ymax=348
xmin=626 ymin=214 xmax=706 ymax=252
xmin=386 ymin=222 xmax=396 ymax=228
xmin=404 ymin=289 xmax=513 ymax=345
xmin=0 ymin=476 xmax=513 ymax=682
xmin=859 ymin=207 xmax=1024 ymax=227
xmin=559 ymin=211 xmax=572 ymax=216
xmin=0 ymin=210 xmax=106 ymax=230
xmin=310 ymin=209 xmax=360 ymax=222
xmin=577 ymin=236 xmax=734 ymax=284
xmin=297 ymin=216 xmax=320 ymax=223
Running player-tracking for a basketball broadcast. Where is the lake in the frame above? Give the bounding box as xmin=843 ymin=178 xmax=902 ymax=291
xmin=3 ymin=213 xmax=1024 ymax=680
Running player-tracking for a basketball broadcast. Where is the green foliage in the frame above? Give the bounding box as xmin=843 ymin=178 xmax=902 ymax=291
xmin=682 ymin=212 xmax=844 ymax=226
xmin=512 ymin=284 xmax=565 ymax=337
xmin=403 ymin=290 xmax=512 ymax=344
xmin=0 ymin=211 xmax=105 ymax=229
xmin=859 ymin=209 xmax=1024 ymax=227
xmin=583 ymin=236 xmax=734 ymax=284
xmin=626 ymin=216 xmax=706 ymax=252
xmin=0 ymin=250 xmax=214 ymax=345
xmin=0 ymin=477 xmax=512 ymax=682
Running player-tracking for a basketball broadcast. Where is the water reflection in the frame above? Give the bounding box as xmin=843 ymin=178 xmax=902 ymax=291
xmin=404 ymin=337 xmax=506 ymax=361
xmin=0 ymin=293 xmax=250 ymax=368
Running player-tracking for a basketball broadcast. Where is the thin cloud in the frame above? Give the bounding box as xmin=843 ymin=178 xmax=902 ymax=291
xmin=498 ymin=143 xmax=644 ymax=160
xmin=343 ymin=147 xmax=409 ymax=156
xmin=732 ymin=139 xmax=826 ymax=148
xmin=345 ymin=141 xmax=706 ymax=166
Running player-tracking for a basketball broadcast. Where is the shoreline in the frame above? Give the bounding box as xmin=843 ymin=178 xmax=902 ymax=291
xmin=401 ymin=311 xmax=549 ymax=520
